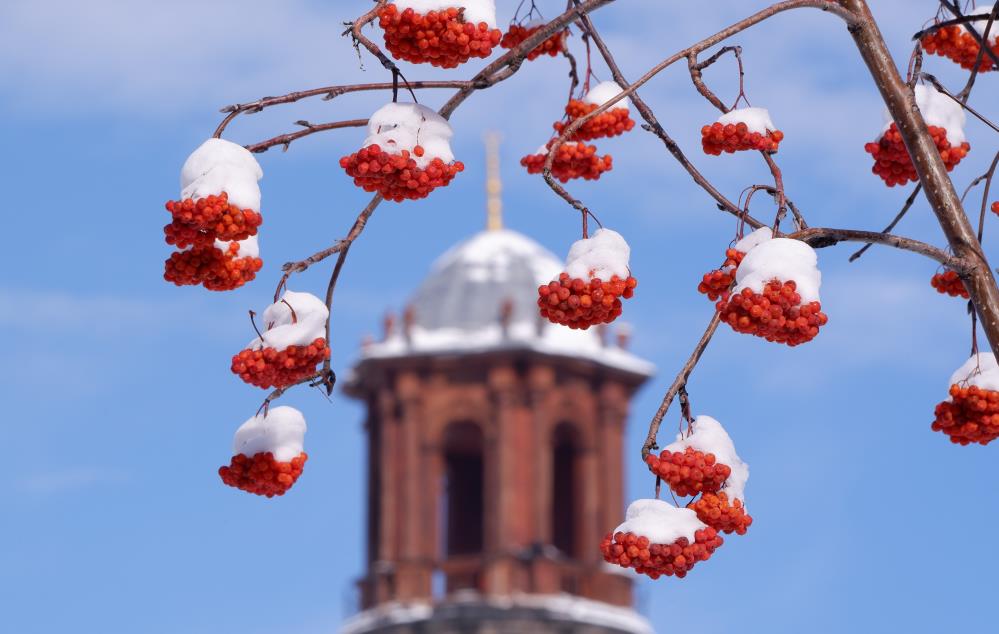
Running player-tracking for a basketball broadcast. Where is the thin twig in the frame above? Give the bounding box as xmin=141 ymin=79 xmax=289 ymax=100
xmin=849 ymin=185 xmax=922 ymax=262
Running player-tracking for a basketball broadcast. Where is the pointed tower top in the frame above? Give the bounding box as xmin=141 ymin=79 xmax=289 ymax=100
xmin=484 ymin=131 xmax=502 ymax=231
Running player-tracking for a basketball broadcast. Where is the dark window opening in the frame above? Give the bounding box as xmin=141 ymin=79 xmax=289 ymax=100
xmin=552 ymin=423 xmax=581 ymax=559
xmin=441 ymin=422 xmax=484 ymax=557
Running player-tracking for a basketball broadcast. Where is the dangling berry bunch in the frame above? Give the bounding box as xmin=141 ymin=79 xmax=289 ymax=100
xmin=219 ymin=407 xmax=309 ymax=497
xmin=340 ymin=103 xmax=464 ymax=202
xmin=697 ymin=227 xmax=772 ymax=301
xmin=231 ymin=291 xmax=331 ymax=390
xmin=600 ymin=499 xmax=724 ymax=580
xmin=553 ymin=81 xmax=635 ymax=142
xmin=500 ymin=21 xmax=567 ymax=60
xmin=377 ymin=1 xmax=502 ymax=69
xmin=521 ymin=141 xmax=612 ymax=182
xmin=716 ymin=237 xmax=828 ymax=346
xmin=932 ymin=353 xmax=999 ymax=445
xmin=538 ymin=229 xmax=636 ymax=329
xmin=865 ymin=85 xmax=970 ymax=187
xmin=689 ymin=492 xmax=752 ymax=536
xmin=164 ymin=238 xmax=262 ymax=291
xmin=702 ymin=107 xmax=784 ymax=155
xmin=921 ymin=8 xmax=999 ymax=72
xmin=931 ymin=269 xmax=969 ymax=299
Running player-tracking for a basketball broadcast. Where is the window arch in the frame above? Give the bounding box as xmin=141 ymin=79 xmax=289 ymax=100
xmin=440 ymin=421 xmax=484 ymax=557
xmin=551 ymin=423 xmax=582 ymax=559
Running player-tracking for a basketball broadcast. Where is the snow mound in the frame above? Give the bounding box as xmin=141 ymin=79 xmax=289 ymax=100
xmin=733 ymin=237 xmax=821 ymax=304
xmin=963 ymin=6 xmax=999 ymax=44
xmin=613 ymin=499 xmax=707 ymax=545
xmin=717 ymin=107 xmax=777 ymax=136
xmin=215 ymin=235 xmax=259 ymax=259
xmin=232 ymin=406 xmax=306 ymax=463
xmin=583 ymin=81 xmax=629 ymax=113
xmin=880 ymin=84 xmax=967 ymax=147
xmin=180 ymin=138 xmax=263 ymax=211
xmin=950 ymin=352 xmax=999 ymax=392
xmin=392 ymin=0 xmax=497 ymax=28
xmin=733 ymin=226 xmax=773 ymax=254
xmin=665 ymin=415 xmax=749 ymax=502
xmin=248 ymin=290 xmax=329 ymax=352
xmin=363 ymin=102 xmax=456 ymax=169
xmin=563 ymin=228 xmax=631 ymax=281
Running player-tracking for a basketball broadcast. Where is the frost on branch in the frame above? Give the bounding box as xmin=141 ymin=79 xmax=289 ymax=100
xmin=921 ymin=6 xmax=999 ymax=72
xmin=340 ymin=103 xmax=464 ymax=202
xmin=701 ymin=107 xmax=784 ymax=155
xmin=163 ymin=139 xmax=264 ymax=291
xmin=865 ymin=84 xmax=970 ymax=187
xmin=932 ymin=353 xmax=999 ymax=446
xmin=697 ymin=227 xmax=772 ymax=301
xmin=520 ymin=140 xmax=613 ymax=182
xmin=378 ymin=1 xmax=501 ymax=69
xmin=500 ymin=20 xmax=567 ymax=60
xmin=716 ymin=238 xmax=827 ymax=346
xmin=553 ymin=81 xmax=635 ymax=142
xmin=600 ymin=499 xmax=723 ymax=580
xmin=538 ymin=229 xmax=637 ymax=329
xmin=231 ymin=291 xmax=331 ymax=389
xmin=219 ymin=406 xmax=309 ymax=497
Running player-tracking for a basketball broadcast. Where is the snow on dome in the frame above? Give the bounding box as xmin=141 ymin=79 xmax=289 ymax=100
xmin=880 ymin=84 xmax=967 ymax=147
xmin=733 ymin=237 xmax=821 ymax=304
xmin=563 ymin=228 xmax=631 ymax=281
xmin=717 ymin=107 xmax=777 ymax=136
xmin=215 ymin=235 xmax=259 ymax=259
xmin=391 ymin=0 xmax=497 ymax=28
xmin=962 ymin=6 xmax=999 ymax=44
xmin=363 ymin=102 xmax=456 ymax=168
xmin=247 ymin=290 xmax=329 ymax=352
xmin=583 ymin=81 xmax=629 ymax=113
xmin=665 ymin=415 xmax=749 ymax=502
xmin=232 ymin=406 xmax=306 ymax=463
xmin=614 ymin=499 xmax=707 ymax=545
xmin=949 ymin=352 xmax=999 ymax=392
xmin=733 ymin=226 xmax=773 ymax=253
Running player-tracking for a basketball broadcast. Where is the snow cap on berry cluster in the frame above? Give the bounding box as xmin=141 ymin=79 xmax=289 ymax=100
xmin=563 ymin=228 xmax=631 ymax=281
xmin=232 ymin=406 xmax=306 ymax=463
xmin=363 ymin=102 xmax=456 ymax=168
xmin=248 ymin=290 xmax=329 ymax=352
xmin=664 ymin=415 xmax=749 ymax=502
xmin=215 ymin=235 xmax=260 ymax=259
xmin=949 ymin=352 xmax=999 ymax=392
xmin=733 ymin=237 xmax=821 ymax=303
xmin=733 ymin=226 xmax=773 ymax=254
xmin=392 ymin=0 xmax=497 ymax=27
xmin=180 ymin=138 xmax=263 ymax=211
xmin=962 ymin=6 xmax=999 ymax=44
xmin=716 ymin=107 xmax=777 ymax=136
xmin=614 ymin=499 xmax=707 ymax=545
xmin=583 ymin=81 xmax=630 ymax=113
xmin=880 ymin=85 xmax=967 ymax=147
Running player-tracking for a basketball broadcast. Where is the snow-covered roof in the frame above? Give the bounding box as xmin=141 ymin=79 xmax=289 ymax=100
xmin=355 ymin=229 xmax=654 ymax=378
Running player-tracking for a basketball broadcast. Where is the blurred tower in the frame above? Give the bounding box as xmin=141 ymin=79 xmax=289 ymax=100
xmin=342 ymin=135 xmax=654 ymax=634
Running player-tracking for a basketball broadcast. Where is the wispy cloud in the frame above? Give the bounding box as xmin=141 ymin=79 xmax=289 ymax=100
xmin=15 ymin=467 xmax=128 ymax=495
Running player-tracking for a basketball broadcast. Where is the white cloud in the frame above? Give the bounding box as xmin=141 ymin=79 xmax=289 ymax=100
xmin=15 ymin=467 xmax=128 ymax=494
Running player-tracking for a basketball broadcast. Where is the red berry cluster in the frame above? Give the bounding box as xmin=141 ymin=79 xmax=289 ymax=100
xmin=164 ymin=193 xmax=262 ymax=248
xmin=600 ymin=528 xmax=723 ymax=580
xmin=717 ymin=280 xmax=828 ymax=346
xmin=377 ymin=4 xmax=501 ymax=68
xmin=521 ymin=142 xmax=613 ymax=182
xmin=932 ymin=384 xmax=999 ymax=445
xmin=553 ymin=100 xmax=635 ymax=142
xmin=340 ymin=144 xmax=464 ymax=202
xmin=865 ymin=124 xmax=970 ymax=187
xmin=697 ymin=248 xmax=745 ymax=301
xmin=500 ymin=24 xmax=566 ymax=60
xmin=991 ymin=201 xmax=999 ymax=216
xmin=921 ymin=26 xmax=999 ymax=72
xmin=701 ymin=121 xmax=784 ymax=155
xmin=645 ymin=447 xmax=732 ymax=497
xmin=231 ymin=338 xmax=330 ymax=389
xmin=931 ymin=270 xmax=969 ymax=299
xmin=163 ymin=242 xmax=263 ymax=291
xmin=538 ymin=273 xmax=637 ymax=329
xmin=219 ymin=451 xmax=308 ymax=497
xmin=689 ymin=492 xmax=753 ymax=536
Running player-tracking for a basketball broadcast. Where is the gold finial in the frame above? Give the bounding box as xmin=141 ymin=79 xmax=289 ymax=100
xmin=484 ymin=131 xmax=503 ymax=231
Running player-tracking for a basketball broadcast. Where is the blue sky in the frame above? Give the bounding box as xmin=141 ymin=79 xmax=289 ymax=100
xmin=2 ymin=1 xmax=999 ymax=632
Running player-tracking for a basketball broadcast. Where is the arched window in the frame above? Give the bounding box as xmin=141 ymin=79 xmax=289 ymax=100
xmin=551 ymin=423 xmax=582 ymax=559
xmin=440 ymin=421 xmax=484 ymax=557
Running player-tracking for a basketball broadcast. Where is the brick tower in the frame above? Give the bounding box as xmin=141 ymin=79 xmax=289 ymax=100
xmin=342 ymin=136 xmax=654 ymax=634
